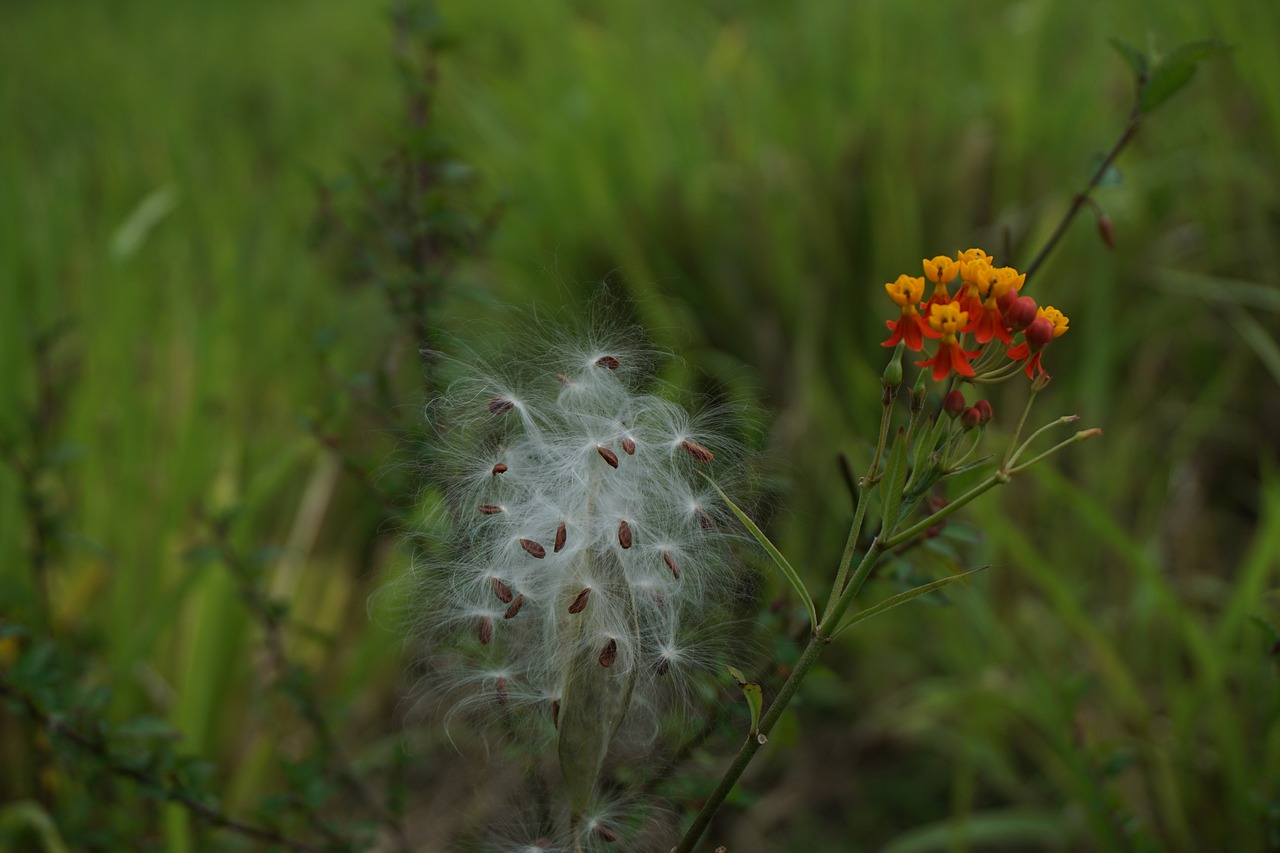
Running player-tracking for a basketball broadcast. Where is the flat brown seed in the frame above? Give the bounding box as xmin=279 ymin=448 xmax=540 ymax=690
xmin=491 ymin=463 xmax=508 ymax=475
xmin=655 ymin=656 xmax=670 ymax=676
xmin=554 ymin=521 xmax=567 ymax=553
xmin=556 ymin=372 xmax=572 ymax=386
xmin=681 ymin=439 xmax=715 ymax=463
xmin=478 ymin=504 xmax=503 ymax=515
xmin=551 ymin=700 xmax=560 ymax=730
xmin=519 ymin=538 xmax=546 ymax=558
xmin=595 ymin=355 xmax=620 ymax=370
xmin=495 ymin=677 xmax=508 ymax=706
xmin=597 ymin=445 xmax=619 ymax=469
xmin=595 ymin=825 xmax=620 ymax=843
xmin=492 ymin=578 xmax=513 ymax=604
xmin=599 ymin=637 xmax=618 ymax=668
xmin=504 ymin=594 xmax=524 ymax=620
xmin=488 ymin=397 xmax=515 ymax=414
xmin=663 ymin=550 xmax=682 ymax=580
xmin=568 ymin=587 xmax=592 ymax=614
xmin=696 ymin=508 xmax=716 ymax=530
xmin=621 ymin=437 xmax=636 ymax=455
xmin=478 ymin=616 xmax=493 ymax=645
xmin=618 ymin=519 xmax=632 ymax=549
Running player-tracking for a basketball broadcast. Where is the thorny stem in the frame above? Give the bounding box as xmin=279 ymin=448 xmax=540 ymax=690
xmin=0 ymin=677 xmax=324 ymax=853
xmin=207 ymin=518 xmax=413 ymax=852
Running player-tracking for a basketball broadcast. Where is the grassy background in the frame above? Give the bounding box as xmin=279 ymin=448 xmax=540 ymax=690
xmin=2 ymin=0 xmax=1279 ymax=850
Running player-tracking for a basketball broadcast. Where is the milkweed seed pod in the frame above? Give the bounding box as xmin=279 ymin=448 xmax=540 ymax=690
xmin=415 ymin=319 xmax=756 ymax=836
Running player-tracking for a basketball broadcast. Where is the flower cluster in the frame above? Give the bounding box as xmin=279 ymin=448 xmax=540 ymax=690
xmin=882 ymin=249 xmax=1070 ymax=382
xmin=414 ymin=324 xmax=752 ymax=848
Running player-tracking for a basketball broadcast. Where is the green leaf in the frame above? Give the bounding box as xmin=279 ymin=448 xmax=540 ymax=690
xmin=830 ymin=566 xmax=990 ymax=639
xmin=702 ymin=474 xmax=817 ymax=629
xmin=879 ymin=428 xmax=909 ymax=535
xmin=727 ymin=666 xmax=764 ymax=741
xmin=1140 ymin=39 xmax=1232 ymax=113
xmin=1108 ymin=37 xmax=1147 ymax=81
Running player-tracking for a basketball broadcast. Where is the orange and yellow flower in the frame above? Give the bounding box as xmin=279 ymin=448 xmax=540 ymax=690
xmin=881 ymin=273 xmax=938 ymax=351
xmin=916 ymin=302 xmax=981 ymax=381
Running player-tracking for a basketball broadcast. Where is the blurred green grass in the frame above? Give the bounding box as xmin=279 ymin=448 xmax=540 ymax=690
xmin=3 ymin=0 xmax=1279 ymax=849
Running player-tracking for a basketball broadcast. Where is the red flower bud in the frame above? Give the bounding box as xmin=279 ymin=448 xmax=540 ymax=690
xmin=1006 ymin=296 xmax=1038 ymax=331
xmin=961 ymin=406 xmax=983 ymax=430
xmin=943 ymin=389 xmax=967 ymax=417
xmin=1025 ymin=316 xmax=1055 ymax=348
xmin=1098 ymin=214 xmax=1115 ymax=249
xmin=996 ymin=287 xmax=1018 ymax=314
xmin=974 ymin=399 xmax=994 ymax=424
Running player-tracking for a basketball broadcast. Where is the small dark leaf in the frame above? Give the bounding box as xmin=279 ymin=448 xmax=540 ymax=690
xmin=1108 ymin=37 xmax=1147 ymax=81
xmin=1140 ymin=39 xmax=1232 ymax=113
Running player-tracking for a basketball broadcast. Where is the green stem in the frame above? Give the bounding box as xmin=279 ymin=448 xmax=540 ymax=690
xmin=672 ymin=541 xmax=885 ymax=853
xmin=1001 ymin=388 xmax=1040 ymax=469
xmin=1010 ymin=428 xmax=1102 ymax=473
xmin=1022 ymin=107 xmax=1141 ymax=284
xmin=883 ymin=475 xmax=1004 ymax=550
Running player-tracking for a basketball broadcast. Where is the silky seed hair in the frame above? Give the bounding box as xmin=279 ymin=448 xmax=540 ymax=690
xmin=410 ymin=315 xmax=758 ymax=842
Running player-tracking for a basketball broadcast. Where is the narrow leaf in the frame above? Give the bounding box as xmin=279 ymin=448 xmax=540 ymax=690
xmin=727 ymin=665 xmax=764 ymax=739
xmin=831 ymin=566 xmax=990 ymax=639
xmin=880 ymin=428 xmax=909 ymax=536
xmin=702 ymin=474 xmax=817 ymax=628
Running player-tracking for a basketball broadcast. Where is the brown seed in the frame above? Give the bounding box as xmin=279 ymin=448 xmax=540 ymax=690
xmin=595 ymin=355 xmax=620 ymax=370
xmin=519 ymin=538 xmax=546 ymax=559
xmin=681 ymin=439 xmax=715 ymax=463
xmin=478 ymin=616 xmax=493 ymax=645
xmin=597 ymin=445 xmax=619 ymax=468
xmin=695 ymin=507 xmax=716 ymax=530
xmin=663 ymin=550 xmax=682 ymax=580
xmin=555 ymin=372 xmax=573 ymax=386
xmin=495 ymin=676 xmax=508 ymax=706
xmin=621 ymin=437 xmax=636 ymax=455
xmin=595 ymin=824 xmax=619 ymax=843
xmin=491 ymin=577 xmax=513 ymax=604
xmin=599 ymin=637 xmax=618 ymax=668
xmin=618 ymin=519 xmax=632 ymax=549
xmin=554 ymin=521 xmax=567 ymax=553
xmin=568 ymin=587 xmax=592 ymax=614
xmin=551 ymin=700 xmax=560 ymax=730
xmin=655 ymin=656 xmax=670 ymax=676
xmin=491 ymin=463 xmax=508 ymax=475
xmin=478 ymin=504 xmax=503 ymax=515
xmin=488 ymin=397 xmax=515 ymax=414
xmin=504 ymin=594 xmax=524 ymax=620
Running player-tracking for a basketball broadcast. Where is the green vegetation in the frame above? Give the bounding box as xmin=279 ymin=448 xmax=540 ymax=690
xmin=2 ymin=0 xmax=1277 ymax=850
